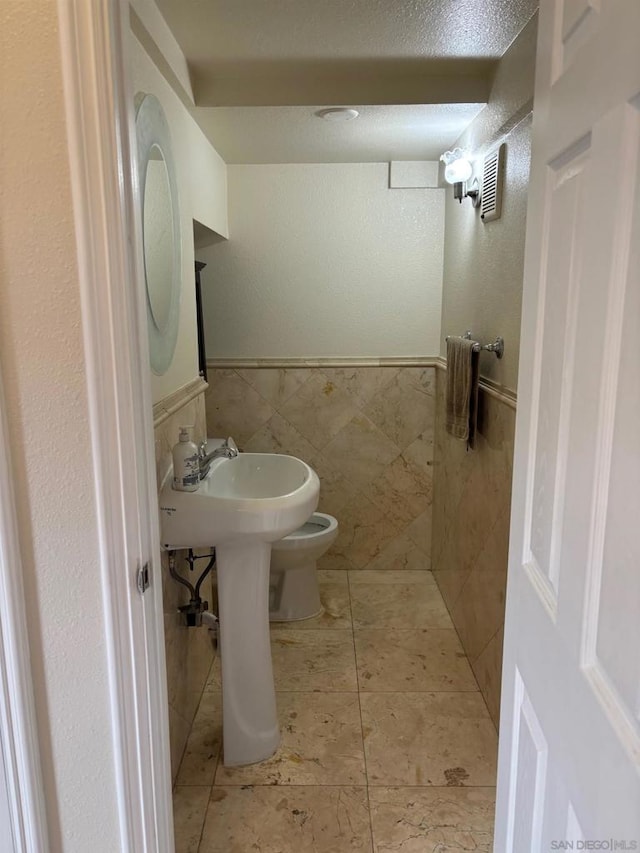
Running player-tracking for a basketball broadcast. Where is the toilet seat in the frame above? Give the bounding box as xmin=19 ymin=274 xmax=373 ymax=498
xmin=272 ymin=513 xmax=337 ymax=551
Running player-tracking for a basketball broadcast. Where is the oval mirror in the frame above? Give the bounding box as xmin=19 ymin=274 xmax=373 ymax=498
xmin=135 ymin=93 xmax=181 ymax=374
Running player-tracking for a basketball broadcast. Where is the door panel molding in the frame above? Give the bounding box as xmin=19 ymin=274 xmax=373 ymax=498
xmin=505 ymin=670 xmax=549 ymax=852
xmin=581 ymin=106 xmax=639 ymax=665
xmin=496 ymin=1 xmax=640 ymax=848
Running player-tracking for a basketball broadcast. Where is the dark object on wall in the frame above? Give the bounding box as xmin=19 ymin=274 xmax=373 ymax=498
xmin=195 ymin=260 xmax=207 ymax=381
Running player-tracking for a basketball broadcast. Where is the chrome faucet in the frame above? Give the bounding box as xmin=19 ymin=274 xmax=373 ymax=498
xmin=199 ymin=436 xmax=239 ymax=479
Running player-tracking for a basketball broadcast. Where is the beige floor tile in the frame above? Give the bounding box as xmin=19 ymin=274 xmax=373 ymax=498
xmin=215 ymin=692 xmax=366 ymax=786
xmin=199 ymin=786 xmax=373 ymax=853
xmin=348 ymin=570 xmax=436 ymax=585
xmin=271 ymin=577 xmax=353 ymax=630
xmin=272 ymin=629 xmax=357 ymax=691
xmin=350 ymin=579 xmax=452 ymax=629
xmin=355 ymin=629 xmax=478 ymax=692
xmin=369 ymin=787 xmax=495 ymax=853
xmin=361 ymin=692 xmax=498 ymax=787
xmin=172 ymin=786 xmax=210 ymax=853
xmin=203 ymin=582 xmax=352 ymax=689
xmin=176 ymin=692 xmax=223 ymax=786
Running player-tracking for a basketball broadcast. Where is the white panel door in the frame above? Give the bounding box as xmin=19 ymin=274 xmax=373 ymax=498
xmin=495 ymin=1 xmax=640 ymax=850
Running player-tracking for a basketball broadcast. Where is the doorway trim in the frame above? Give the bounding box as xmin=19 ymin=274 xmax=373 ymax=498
xmin=0 ymin=376 xmax=49 ymax=853
xmin=56 ymin=0 xmax=174 ymax=849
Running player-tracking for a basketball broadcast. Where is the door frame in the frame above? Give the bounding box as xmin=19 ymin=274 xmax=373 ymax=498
xmin=54 ymin=0 xmax=174 ymax=849
xmin=0 ymin=376 xmax=49 ymax=853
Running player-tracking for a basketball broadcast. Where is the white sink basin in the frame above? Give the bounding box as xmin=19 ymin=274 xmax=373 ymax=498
xmin=159 ymin=453 xmax=320 ymax=549
xmin=159 ymin=452 xmax=320 ymax=767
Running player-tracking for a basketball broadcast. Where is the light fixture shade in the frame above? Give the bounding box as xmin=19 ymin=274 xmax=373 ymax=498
xmin=444 ymin=158 xmax=473 ymax=184
xmin=440 ymin=148 xmax=473 ymax=184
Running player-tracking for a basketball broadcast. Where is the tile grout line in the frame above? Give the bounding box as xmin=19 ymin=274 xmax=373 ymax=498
xmin=426 ymin=576 xmax=499 ymax=734
xmin=429 ymin=565 xmax=501 ymax=735
xmin=221 ymin=367 xmax=436 ymax=573
xmin=173 ymin=636 xmax=217 ymax=792
xmin=186 ymin=652 xmax=218 ymax=853
xmin=195 ymin=787 xmax=210 ymax=853
xmin=347 ymin=570 xmax=376 ymax=852
xmin=186 ymin=568 xmax=495 ymax=850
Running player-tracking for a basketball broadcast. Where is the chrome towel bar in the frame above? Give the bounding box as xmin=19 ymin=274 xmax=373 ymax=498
xmin=445 ymin=331 xmax=504 ymax=359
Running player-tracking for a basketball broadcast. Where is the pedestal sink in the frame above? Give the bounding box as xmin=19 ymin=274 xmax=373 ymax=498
xmin=159 ymin=453 xmax=319 ymax=766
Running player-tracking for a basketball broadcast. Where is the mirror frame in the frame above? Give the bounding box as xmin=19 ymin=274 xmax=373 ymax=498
xmin=135 ymin=92 xmax=181 ymax=375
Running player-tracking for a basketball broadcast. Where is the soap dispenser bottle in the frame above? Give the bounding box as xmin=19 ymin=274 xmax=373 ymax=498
xmin=172 ymin=426 xmax=200 ymax=492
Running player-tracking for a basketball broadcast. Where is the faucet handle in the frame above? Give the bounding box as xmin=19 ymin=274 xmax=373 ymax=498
xmin=225 ymin=436 xmax=238 ymax=454
xmin=198 ymin=439 xmax=208 ymax=458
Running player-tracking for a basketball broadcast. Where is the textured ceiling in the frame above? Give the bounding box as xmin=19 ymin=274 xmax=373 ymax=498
xmin=153 ymin=0 xmax=538 ymax=163
xmin=156 ymin=0 xmax=538 ymax=63
xmin=196 ymin=103 xmax=485 ymax=164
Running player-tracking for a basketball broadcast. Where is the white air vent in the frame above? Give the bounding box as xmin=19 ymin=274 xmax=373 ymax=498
xmin=481 ymin=143 xmax=505 ymax=222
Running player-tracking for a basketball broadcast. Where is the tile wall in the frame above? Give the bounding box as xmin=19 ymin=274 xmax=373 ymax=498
xmin=431 ymin=368 xmax=516 ymax=725
xmin=154 ymin=387 xmax=215 ymax=781
xmin=205 ymin=366 xmax=435 ymax=572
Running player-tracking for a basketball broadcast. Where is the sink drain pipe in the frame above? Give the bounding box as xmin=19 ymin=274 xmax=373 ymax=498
xmin=167 ymin=548 xmax=217 ymax=632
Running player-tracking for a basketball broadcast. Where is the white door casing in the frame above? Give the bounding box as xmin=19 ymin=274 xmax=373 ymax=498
xmin=57 ymin=0 xmax=174 ymax=849
xmin=496 ymin=1 xmax=640 ymax=850
xmin=0 ymin=374 xmax=49 ymax=852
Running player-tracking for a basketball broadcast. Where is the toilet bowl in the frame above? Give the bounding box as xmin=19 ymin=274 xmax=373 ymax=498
xmin=269 ymin=512 xmax=338 ymax=621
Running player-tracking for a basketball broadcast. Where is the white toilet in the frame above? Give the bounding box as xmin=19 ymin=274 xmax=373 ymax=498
xmin=269 ymin=512 xmax=338 ymax=621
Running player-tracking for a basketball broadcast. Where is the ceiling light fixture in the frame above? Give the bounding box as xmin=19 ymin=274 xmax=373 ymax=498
xmin=440 ymin=148 xmax=481 ymax=207
xmin=316 ymin=108 xmax=359 ymax=122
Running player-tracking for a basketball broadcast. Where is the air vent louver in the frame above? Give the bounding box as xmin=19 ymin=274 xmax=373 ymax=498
xmin=481 ymin=143 xmax=505 ymax=222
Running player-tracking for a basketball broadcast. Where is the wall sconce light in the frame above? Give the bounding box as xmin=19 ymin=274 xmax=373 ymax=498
xmin=440 ymin=148 xmax=481 ymax=207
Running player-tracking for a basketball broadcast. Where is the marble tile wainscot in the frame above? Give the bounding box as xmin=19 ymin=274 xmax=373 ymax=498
xmin=431 ymin=362 xmax=516 ymax=726
xmin=205 ymin=360 xmax=437 ymax=574
xmin=154 ymin=377 xmax=216 ymax=782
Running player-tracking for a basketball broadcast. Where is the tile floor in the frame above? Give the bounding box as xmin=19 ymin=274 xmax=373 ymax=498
xmin=173 ymin=569 xmax=498 ymax=852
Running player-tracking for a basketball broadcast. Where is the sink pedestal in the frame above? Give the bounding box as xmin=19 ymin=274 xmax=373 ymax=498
xmin=160 ymin=451 xmax=320 ymax=766
xmin=216 ymin=541 xmax=280 ymax=766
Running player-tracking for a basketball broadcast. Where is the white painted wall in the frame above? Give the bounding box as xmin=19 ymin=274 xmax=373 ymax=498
xmin=0 ymin=4 xmax=121 ymax=849
xmin=440 ymin=14 xmax=537 ymax=392
xmin=129 ymin=0 xmax=195 ymax=103
xmin=130 ymin=33 xmax=229 ymax=403
xmin=199 ymin=163 xmax=445 ymax=358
